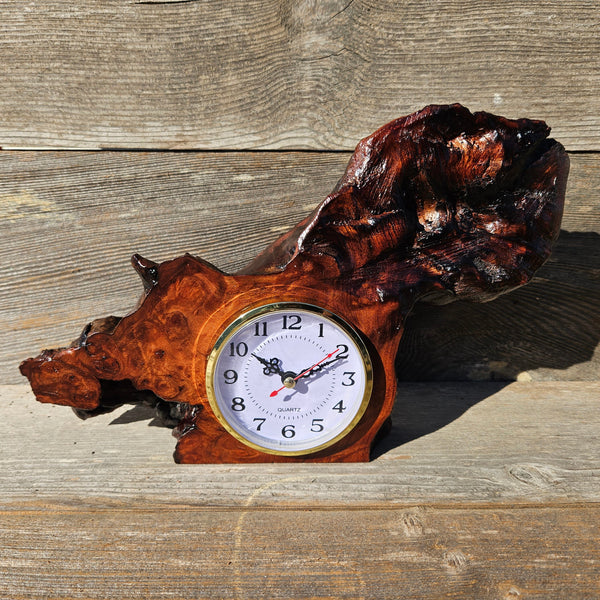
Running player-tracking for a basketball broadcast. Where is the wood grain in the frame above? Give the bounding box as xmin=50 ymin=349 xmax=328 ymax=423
xmin=2 ymin=152 xmax=597 ymax=384
xmin=1 ymin=505 xmax=598 ymax=600
xmin=1 ymin=383 xmax=598 ymax=507
xmin=0 ymin=0 xmax=599 ymax=150
xmin=0 ymin=382 xmax=598 ymax=599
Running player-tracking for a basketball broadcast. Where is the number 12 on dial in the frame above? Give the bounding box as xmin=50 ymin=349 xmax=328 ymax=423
xmin=205 ymin=303 xmax=373 ymax=456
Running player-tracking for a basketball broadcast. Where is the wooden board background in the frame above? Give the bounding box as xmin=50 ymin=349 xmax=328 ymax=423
xmin=0 ymin=1 xmax=598 ymax=598
xmin=1 ymin=382 xmax=599 ymax=599
xmin=1 ymin=0 xmax=599 ymax=151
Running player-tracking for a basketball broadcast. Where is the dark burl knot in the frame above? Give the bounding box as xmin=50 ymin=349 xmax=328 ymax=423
xmin=19 ymin=104 xmax=569 ymax=457
xmin=244 ymin=104 xmax=568 ymax=304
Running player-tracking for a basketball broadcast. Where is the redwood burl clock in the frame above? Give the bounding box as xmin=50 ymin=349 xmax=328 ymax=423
xmin=205 ymin=303 xmax=374 ymax=456
xmin=19 ymin=104 xmax=569 ymax=463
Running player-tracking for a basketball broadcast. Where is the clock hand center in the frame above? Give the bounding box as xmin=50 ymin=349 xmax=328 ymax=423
xmin=269 ymin=348 xmax=340 ymax=397
xmin=282 ymin=375 xmax=296 ymax=389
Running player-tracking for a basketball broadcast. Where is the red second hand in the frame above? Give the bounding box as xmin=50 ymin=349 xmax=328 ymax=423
xmin=270 ymin=348 xmax=340 ymax=397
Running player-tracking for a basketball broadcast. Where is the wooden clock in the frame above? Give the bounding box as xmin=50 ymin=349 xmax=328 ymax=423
xmin=19 ymin=104 xmax=569 ymax=463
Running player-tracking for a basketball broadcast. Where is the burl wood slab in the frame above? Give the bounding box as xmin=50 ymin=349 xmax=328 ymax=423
xmin=20 ymin=104 xmax=569 ymax=463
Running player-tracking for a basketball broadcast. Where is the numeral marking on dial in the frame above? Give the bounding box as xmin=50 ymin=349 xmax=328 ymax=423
xmin=282 ymin=314 xmax=302 ymax=330
xmin=229 ymin=342 xmax=248 ymax=357
xmin=254 ymin=322 xmax=268 ymax=336
xmin=336 ymin=344 xmax=349 ymax=359
xmin=231 ymin=397 xmax=245 ymax=411
xmin=311 ymin=418 xmax=324 ymax=432
xmin=223 ymin=369 xmax=238 ymax=384
xmin=342 ymin=371 xmax=356 ymax=386
xmin=281 ymin=424 xmax=296 ymax=438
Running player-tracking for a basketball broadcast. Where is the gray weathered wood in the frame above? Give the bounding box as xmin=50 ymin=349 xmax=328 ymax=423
xmin=1 ymin=505 xmax=597 ymax=599
xmin=1 ymin=382 xmax=598 ymax=599
xmin=397 ymin=227 xmax=600 ymax=382
xmin=1 ymin=382 xmax=598 ymax=508
xmin=2 ymin=152 xmax=598 ymax=384
xmin=0 ymin=0 xmax=598 ymax=150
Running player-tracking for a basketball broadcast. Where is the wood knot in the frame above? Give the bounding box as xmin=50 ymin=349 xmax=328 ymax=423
xmin=507 ymin=464 xmax=563 ymax=488
xmin=97 ymin=355 xmax=121 ymax=375
xmin=502 ymin=586 xmax=522 ymax=599
xmin=443 ymin=550 xmax=469 ymax=572
xmin=399 ymin=512 xmax=424 ymax=537
xmin=164 ymin=310 xmax=191 ymax=341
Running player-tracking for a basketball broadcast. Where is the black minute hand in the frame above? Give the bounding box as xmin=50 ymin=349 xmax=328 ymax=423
xmin=270 ymin=348 xmax=341 ymax=397
xmin=298 ymin=354 xmax=342 ymax=379
xmin=297 ymin=348 xmax=344 ymax=380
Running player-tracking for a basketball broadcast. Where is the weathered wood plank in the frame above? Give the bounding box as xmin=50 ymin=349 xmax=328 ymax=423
xmin=1 ymin=382 xmax=598 ymax=508
xmin=0 ymin=151 xmax=349 ymax=382
xmin=2 ymin=152 xmax=598 ymax=383
xmin=1 ymin=504 xmax=597 ymax=600
xmin=2 ymin=382 xmax=597 ymax=598
xmin=0 ymin=0 xmax=598 ymax=150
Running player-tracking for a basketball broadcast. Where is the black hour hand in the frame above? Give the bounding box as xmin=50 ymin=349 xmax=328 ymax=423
xmin=251 ymin=353 xmax=284 ymax=377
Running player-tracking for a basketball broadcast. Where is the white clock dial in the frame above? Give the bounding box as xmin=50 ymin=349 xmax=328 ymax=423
xmin=205 ymin=303 xmax=373 ymax=455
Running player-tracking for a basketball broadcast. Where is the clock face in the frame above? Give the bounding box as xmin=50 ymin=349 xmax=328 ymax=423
xmin=205 ymin=303 xmax=373 ymax=455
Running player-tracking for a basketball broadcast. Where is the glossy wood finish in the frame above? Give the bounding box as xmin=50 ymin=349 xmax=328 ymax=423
xmin=19 ymin=105 xmax=569 ymax=462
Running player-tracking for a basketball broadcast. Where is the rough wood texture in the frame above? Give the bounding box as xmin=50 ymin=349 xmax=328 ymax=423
xmin=1 ymin=382 xmax=598 ymax=599
xmin=2 ymin=506 xmax=598 ymax=600
xmin=2 ymin=382 xmax=598 ymax=506
xmin=1 ymin=1 xmax=599 ymax=150
xmin=18 ymin=106 xmax=569 ymax=462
